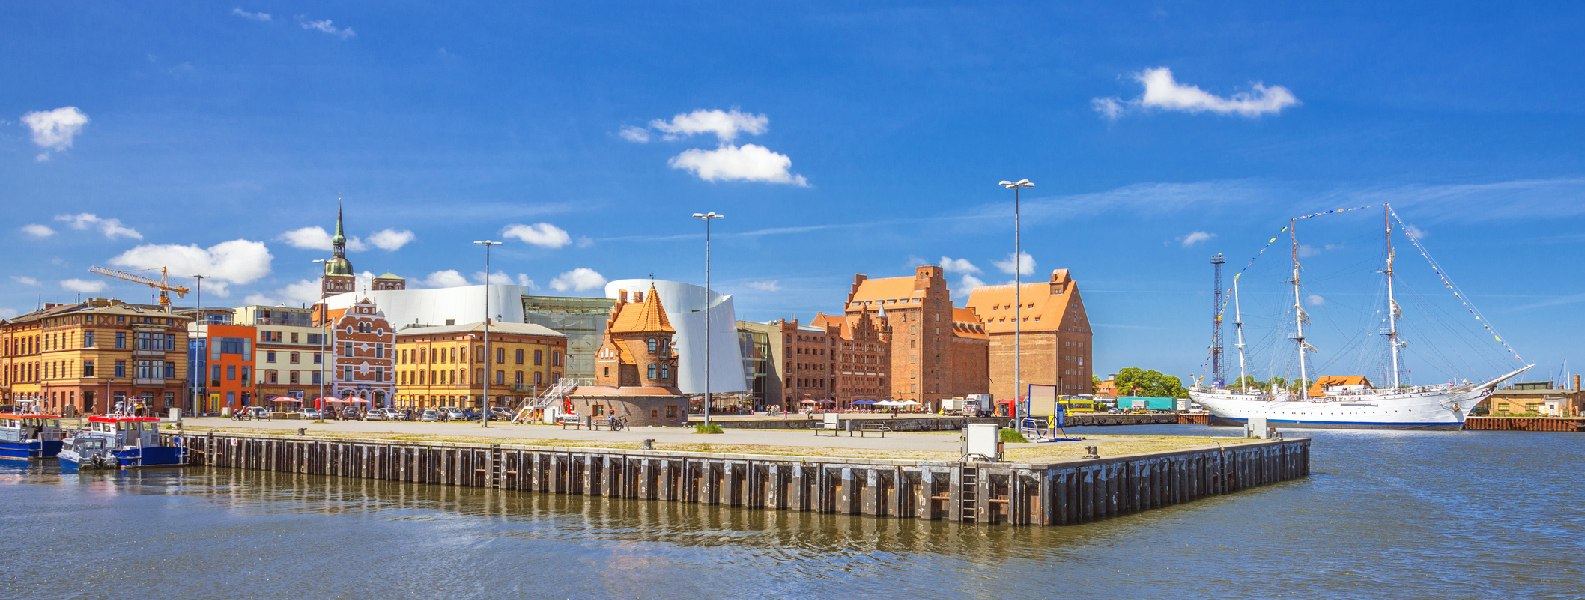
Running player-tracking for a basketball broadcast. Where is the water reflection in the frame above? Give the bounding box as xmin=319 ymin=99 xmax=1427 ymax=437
xmin=2 ymin=427 xmax=1582 ymax=598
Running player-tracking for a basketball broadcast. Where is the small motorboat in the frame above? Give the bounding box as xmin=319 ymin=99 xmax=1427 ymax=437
xmin=0 ymin=400 xmax=66 ymax=460
xmin=59 ymin=407 xmax=185 ymax=469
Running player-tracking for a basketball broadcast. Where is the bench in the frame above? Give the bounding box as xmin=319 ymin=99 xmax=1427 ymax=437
xmin=853 ymin=421 xmax=891 ymax=438
xmin=589 ymin=416 xmax=629 ymax=431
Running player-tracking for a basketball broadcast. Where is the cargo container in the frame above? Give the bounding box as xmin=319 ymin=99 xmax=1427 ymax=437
xmin=1119 ymin=396 xmax=1177 ymax=411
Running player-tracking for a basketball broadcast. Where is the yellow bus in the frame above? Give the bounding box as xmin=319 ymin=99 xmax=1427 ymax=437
xmin=1057 ymin=397 xmax=1098 ymax=413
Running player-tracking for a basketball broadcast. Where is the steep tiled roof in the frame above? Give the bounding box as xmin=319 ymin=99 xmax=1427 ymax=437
xmin=964 ymin=269 xmax=1087 ymax=335
xmin=950 ymin=307 xmax=988 ymax=340
xmin=1309 ymin=375 xmax=1373 ymax=397
xmin=609 ymin=285 xmax=674 ymax=334
xmin=810 ymin=312 xmax=845 ymax=330
xmin=845 ymin=276 xmax=925 ymax=311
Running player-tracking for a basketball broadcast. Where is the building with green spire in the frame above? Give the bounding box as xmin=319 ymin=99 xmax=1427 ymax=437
xmin=319 ymin=199 xmax=406 ymax=297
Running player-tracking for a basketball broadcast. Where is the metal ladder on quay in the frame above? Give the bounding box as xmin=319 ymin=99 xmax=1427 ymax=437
xmin=959 ymin=466 xmax=979 ymax=522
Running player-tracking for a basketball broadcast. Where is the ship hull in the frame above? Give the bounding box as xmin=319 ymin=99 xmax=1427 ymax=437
xmin=0 ymin=440 xmax=63 ymax=460
xmin=1189 ymin=384 xmax=1497 ymax=431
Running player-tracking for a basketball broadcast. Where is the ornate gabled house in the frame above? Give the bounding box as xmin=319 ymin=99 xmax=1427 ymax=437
xmin=567 ymin=284 xmax=689 ymax=426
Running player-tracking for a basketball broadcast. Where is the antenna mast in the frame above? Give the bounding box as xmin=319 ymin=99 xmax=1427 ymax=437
xmin=1210 ymin=253 xmax=1226 ymax=387
xmin=1290 ymin=219 xmax=1312 ymax=399
xmin=1383 ymin=203 xmax=1403 ymax=388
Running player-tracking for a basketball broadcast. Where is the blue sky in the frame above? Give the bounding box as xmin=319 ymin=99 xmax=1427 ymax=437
xmin=3 ymin=2 xmax=1582 ymax=385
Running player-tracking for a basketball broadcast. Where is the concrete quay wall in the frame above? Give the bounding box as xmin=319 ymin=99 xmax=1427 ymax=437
xmin=690 ymin=412 xmax=1191 ymax=430
xmin=171 ymin=432 xmax=1309 ymax=526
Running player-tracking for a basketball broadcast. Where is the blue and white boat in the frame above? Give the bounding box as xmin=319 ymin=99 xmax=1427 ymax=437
xmin=0 ymin=401 xmax=66 ymax=460
xmin=58 ymin=411 xmax=185 ymax=469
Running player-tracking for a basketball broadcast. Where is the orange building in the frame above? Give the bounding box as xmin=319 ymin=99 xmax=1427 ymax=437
xmin=946 ymin=307 xmax=989 ymax=399
xmin=568 ymin=285 xmax=689 ymax=427
xmin=965 ymin=268 xmax=1094 ymax=401
xmin=814 ymin=311 xmax=892 ymax=407
xmin=844 ymin=265 xmax=984 ymax=406
xmin=202 ymin=324 xmax=258 ymax=412
xmin=2 ymin=299 xmax=190 ymax=416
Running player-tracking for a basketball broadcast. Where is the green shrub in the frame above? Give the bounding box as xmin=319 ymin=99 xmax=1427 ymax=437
xmin=694 ymin=423 xmax=725 ymax=434
xmin=999 ymin=428 xmax=1029 ymax=443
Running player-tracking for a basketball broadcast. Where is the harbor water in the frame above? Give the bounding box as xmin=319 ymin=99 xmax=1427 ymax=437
xmin=2 ymin=426 xmax=1580 ymax=598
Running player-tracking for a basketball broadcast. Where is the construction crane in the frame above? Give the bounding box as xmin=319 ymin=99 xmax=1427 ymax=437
xmin=88 ymin=266 xmax=191 ymax=312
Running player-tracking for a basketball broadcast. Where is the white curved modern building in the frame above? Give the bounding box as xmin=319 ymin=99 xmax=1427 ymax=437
xmin=604 ymin=279 xmax=747 ymax=395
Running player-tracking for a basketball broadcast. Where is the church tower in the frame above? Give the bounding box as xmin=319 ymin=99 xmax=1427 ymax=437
xmin=321 ymin=198 xmax=357 ymax=296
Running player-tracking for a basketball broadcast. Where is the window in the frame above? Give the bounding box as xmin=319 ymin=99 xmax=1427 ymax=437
xmin=227 ymin=365 xmax=237 ymax=380
xmin=239 ymin=366 xmax=249 ymax=382
xmin=343 ymin=366 xmax=353 ymax=381
xmin=314 ymin=353 xmax=322 ymax=365
xmin=307 ymin=333 xmax=323 ymax=345
xmin=83 ymin=360 xmax=95 ymax=377
xmin=660 ymin=365 xmax=670 ymax=380
xmin=343 ymin=342 xmax=353 ymax=356
xmin=165 ymin=362 xmax=177 ymax=379
xmin=666 ymin=405 xmax=678 ymax=419
xmin=115 ymin=332 xmax=126 ymax=349
xmin=374 ymin=367 xmax=384 ymax=382
xmin=290 ymin=352 xmax=301 ymax=364
xmin=534 ymin=371 xmax=543 ymax=385
xmin=496 ymin=371 xmax=504 ymax=385
xmin=514 ymin=371 xmax=523 ymax=384
xmin=290 ymin=332 xmax=300 ymax=343
xmin=84 ymin=331 xmax=95 ymax=348
xmin=114 ymin=360 xmax=126 ymax=378
xmin=311 ymin=371 xmax=320 ymax=385
xmin=211 ymin=365 xmax=222 ymax=385
xmin=647 ymin=364 xmax=657 ymax=380
xmin=496 ymin=348 xmax=505 ymax=364
xmin=266 ymin=351 xmax=276 ymax=363
xmin=515 ymin=349 xmax=524 ymax=365
xmin=553 ymin=351 xmax=561 ymax=367
xmin=534 ymin=350 xmax=543 ymax=366
xmin=647 ymin=338 xmax=657 ymax=353
xmin=603 ymin=366 xmax=610 ymax=377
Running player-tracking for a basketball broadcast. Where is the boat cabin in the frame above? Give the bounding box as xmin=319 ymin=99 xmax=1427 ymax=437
xmin=81 ymin=415 xmax=163 ymax=450
xmin=0 ymin=401 xmax=65 ymax=444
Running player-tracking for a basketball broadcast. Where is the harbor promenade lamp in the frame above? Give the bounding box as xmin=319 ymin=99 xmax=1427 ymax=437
xmin=692 ymin=211 xmax=724 ymax=426
xmin=473 ymin=239 xmax=503 ymax=428
xmin=311 ymin=258 xmax=331 ymax=412
xmin=998 ymin=178 xmax=1035 ymax=424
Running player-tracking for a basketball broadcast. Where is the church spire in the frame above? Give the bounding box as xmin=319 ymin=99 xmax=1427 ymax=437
xmin=332 ymin=194 xmax=347 ymax=258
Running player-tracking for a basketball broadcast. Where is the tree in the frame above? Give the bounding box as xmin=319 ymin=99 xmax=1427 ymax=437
xmin=1113 ymin=367 xmax=1190 ymax=398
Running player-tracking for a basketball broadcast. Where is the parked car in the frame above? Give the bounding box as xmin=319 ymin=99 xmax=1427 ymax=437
xmin=248 ymin=406 xmax=272 ymax=419
xmin=490 ymin=407 xmax=515 ymax=421
xmin=363 ymin=409 xmax=387 ymax=421
xmin=384 ymin=408 xmax=408 ymax=421
xmin=419 ymin=409 xmax=442 ymax=422
xmin=340 ymin=407 xmax=362 ymax=420
xmin=300 ymin=408 xmax=323 ymax=420
xmin=445 ymin=407 xmax=467 ymax=421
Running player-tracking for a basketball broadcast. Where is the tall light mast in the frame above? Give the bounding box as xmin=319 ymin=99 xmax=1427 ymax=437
xmin=1210 ymin=253 xmax=1226 ymax=387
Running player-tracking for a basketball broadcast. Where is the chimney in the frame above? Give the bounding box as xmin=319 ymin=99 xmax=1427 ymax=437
xmin=1575 ymin=374 xmax=1581 ymax=392
xmin=634 ymin=291 xmax=644 ymax=303
xmin=618 ymin=289 xmax=629 ymax=304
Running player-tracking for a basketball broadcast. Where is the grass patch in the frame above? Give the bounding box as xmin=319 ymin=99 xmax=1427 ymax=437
xmin=999 ymin=428 xmax=1029 ymax=443
xmin=694 ymin=423 xmax=725 ymax=434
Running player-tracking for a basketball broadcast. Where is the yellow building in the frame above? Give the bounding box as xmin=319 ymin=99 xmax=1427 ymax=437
xmin=2 ymin=311 xmax=46 ymax=405
xmin=394 ymin=321 xmax=567 ymax=411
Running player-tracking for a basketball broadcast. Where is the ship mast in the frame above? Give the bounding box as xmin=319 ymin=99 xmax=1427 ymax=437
xmin=1384 ymin=203 xmax=1403 ymax=389
xmin=1290 ymin=218 xmax=1311 ymax=399
xmin=1234 ymin=274 xmax=1249 ymax=393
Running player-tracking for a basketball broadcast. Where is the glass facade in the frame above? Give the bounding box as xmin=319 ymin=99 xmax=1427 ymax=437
xmin=520 ymin=295 xmax=616 ymax=383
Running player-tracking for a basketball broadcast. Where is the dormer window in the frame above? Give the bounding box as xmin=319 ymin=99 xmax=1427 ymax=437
xmin=647 ymin=338 xmax=657 ymax=353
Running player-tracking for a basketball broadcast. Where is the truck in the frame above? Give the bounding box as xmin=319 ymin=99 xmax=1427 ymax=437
xmin=943 ymin=394 xmax=993 ymax=416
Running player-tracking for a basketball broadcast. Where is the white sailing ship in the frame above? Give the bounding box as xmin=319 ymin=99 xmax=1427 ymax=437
xmin=1190 ymin=205 xmax=1530 ymax=430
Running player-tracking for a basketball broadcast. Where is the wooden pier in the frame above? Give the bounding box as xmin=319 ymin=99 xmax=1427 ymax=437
xmin=169 ymin=432 xmax=1309 ymax=526
xmin=1463 ymin=417 xmax=1585 ymax=432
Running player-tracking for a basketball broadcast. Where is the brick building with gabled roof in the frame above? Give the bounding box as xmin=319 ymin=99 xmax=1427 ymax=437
xmin=844 ymin=265 xmax=986 ymax=406
xmin=568 ymin=284 xmax=689 ymax=426
xmin=965 ymin=268 xmax=1093 ymax=400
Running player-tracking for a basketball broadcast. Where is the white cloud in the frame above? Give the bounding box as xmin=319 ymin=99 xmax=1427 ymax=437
xmin=618 ymin=126 xmax=651 ymax=143
xmin=940 ymin=256 xmax=981 ymax=274
xmin=1307 ymin=294 xmax=1325 ymax=306
xmin=243 ymin=279 xmax=321 ymax=307
xmin=61 ymin=278 xmax=107 ymax=294
xmin=745 ymin=280 xmax=781 ymax=292
xmin=109 ymin=239 xmax=273 ymax=298
xmin=419 ymin=270 xmax=469 ymax=289
xmin=958 ymin=273 xmax=987 ymax=293
xmin=550 ymin=268 xmax=607 ymax=292
xmin=232 ymin=7 xmax=271 ymax=21
xmin=21 ymin=106 xmax=89 ymax=160
xmin=994 ymin=252 xmax=1036 ymax=276
xmin=1093 ymin=67 xmax=1298 ymax=120
xmin=1178 ymin=231 xmax=1215 ymax=247
xmin=54 ymin=213 xmax=142 ymax=240
xmin=668 ymin=144 xmax=808 ymax=186
xmin=21 ymin=224 xmax=54 ymax=238
xmin=650 ymin=109 xmax=768 ymax=142
xmin=575 ymin=236 xmax=595 ymax=248
xmin=366 ymin=229 xmax=414 ymax=251
xmin=1404 ymin=225 xmax=1428 ymax=240
xmin=299 ymin=16 xmax=355 ymax=39
xmin=1297 ymin=243 xmax=1343 ymax=258
xmin=13 ymin=276 xmax=41 ymax=286
xmin=279 ymin=226 xmax=368 ymax=252
xmin=502 ymin=222 xmax=572 ymax=248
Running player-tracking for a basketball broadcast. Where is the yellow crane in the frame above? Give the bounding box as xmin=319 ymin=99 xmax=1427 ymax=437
xmin=88 ymin=266 xmax=191 ymax=312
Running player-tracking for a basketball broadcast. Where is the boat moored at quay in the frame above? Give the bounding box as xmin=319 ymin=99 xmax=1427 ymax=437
xmin=1191 ymin=204 xmax=1530 ymax=430
xmin=58 ymin=412 xmax=186 ymax=469
xmin=0 ymin=400 xmax=67 ymax=460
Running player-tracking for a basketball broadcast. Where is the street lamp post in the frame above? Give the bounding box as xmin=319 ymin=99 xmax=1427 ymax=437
xmin=691 ymin=212 xmax=724 ymax=425
xmin=474 ymin=240 xmax=503 ymax=428
xmin=192 ymin=273 xmax=205 ymax=416
xmin=998 ymin=179 xmax=1035 ymax=426
xmin=312 ymin=259 xmax=329 ymax=413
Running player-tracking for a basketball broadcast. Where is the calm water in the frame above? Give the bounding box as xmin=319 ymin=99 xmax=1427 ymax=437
xmin=2 ymin=426 xmax=1582 ymax=599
